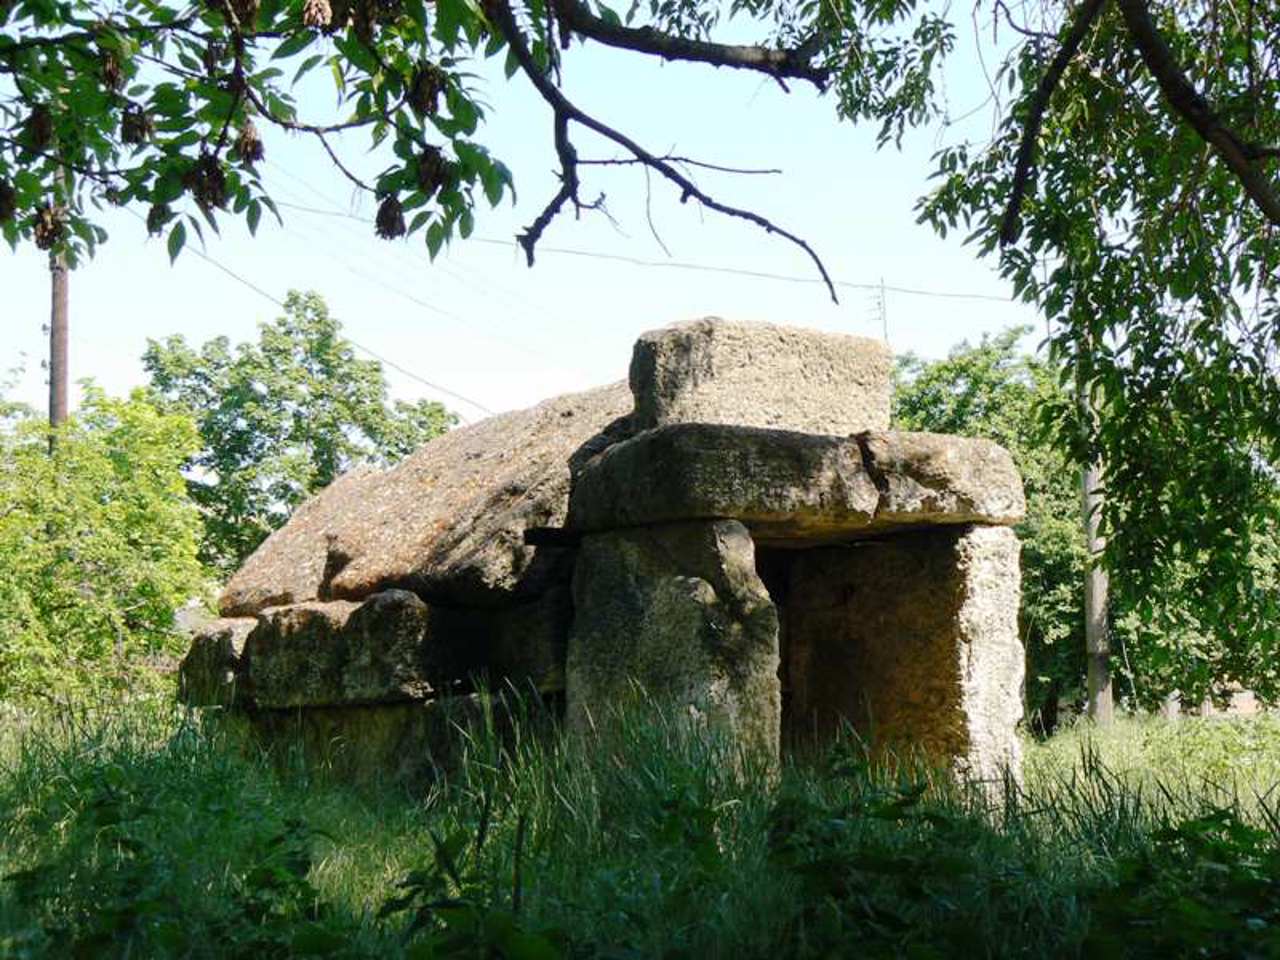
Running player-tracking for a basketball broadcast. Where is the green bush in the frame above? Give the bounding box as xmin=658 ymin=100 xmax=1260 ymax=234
xmin=0 ymin=387 xmax=207 ymax=703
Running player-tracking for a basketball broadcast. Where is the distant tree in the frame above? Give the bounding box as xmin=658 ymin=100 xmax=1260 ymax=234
xmin=0 ymin=385 xmax=206 ymax=702
xmin=896 ymin=329 xmax=1280 ymax=720
xmin=143 ymin=290 xmax=455 ymax=572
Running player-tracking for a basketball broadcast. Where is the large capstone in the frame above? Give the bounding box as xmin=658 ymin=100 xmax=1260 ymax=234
xmin=566 ymin=519 xmax=780 ymax=759
xmin=630 ymin=317 xmax=891 ymax=434
xmin=783 ymin=525 xmax=1024 ymax=781
xmin=567 ymin=423 xmax=1024 ymax=542
xmin=219 ymin=381 xmax=634 ymax=615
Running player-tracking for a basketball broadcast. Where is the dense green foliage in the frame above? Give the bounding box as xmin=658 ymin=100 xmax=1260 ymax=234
xmin=0 ymin=388 xmax=206 ymax=703
xmin=143 ymin=290 xmax=454 ymax=571
xmin=6 ymin=700 xmax=1280 ymax=958
xmin=896 ymin=330 xmax=1280 ymax=714
xmin=916 ymin=0 xmax=1280 ymax=690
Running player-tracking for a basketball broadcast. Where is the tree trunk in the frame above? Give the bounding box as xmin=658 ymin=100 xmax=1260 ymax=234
xmin=48 ymin=244 xmax=68 ymax=452
xmin=1081 ymin=442 xmax=1113 ymax=724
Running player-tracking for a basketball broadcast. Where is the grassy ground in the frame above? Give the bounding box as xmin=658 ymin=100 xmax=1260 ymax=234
xmin=4 ymin=696 xmax=1280 ymax=958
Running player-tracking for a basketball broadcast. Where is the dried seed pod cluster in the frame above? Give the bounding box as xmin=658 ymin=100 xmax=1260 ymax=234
xmin=121 ymin=103 xmax=154 ymax=145
xmin=33 ymin=204 xmax=65 ymax=250
xmin=147 ymin=202 xmax=172 ymax=235
xmin=409 ymin=62 xmax=446 ymax=116
xmin=0 ymin=179 xmax=15 ymax=224
xmin=375 ymin=195 xmax=405 ymax=238
xmin=101 ymin=51 xmax=123 ymax=91
xmin=416 ymin=146 xmax=449 ymax=199
xmin=203 ymin=41 xmax=225 ymax=74
xmin=185 ymin=153 xmax=228 ymax=211
xmin=236 ymin=120 xmax=264 ymax=165
xmin=302 ymin=0 xmax=332 ymax=29
xmin=25 ymin=106 xmax=53 ymax=152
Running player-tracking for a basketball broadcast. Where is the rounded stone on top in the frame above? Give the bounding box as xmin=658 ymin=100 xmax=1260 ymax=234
xmin=629 ymin=317 xmax=892 ymax=435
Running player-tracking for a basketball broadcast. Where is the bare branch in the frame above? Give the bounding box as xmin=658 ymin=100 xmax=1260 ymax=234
xmin=488 ymin=0 xmax=838 ymax=302
xmin=999 ymin=0 xmax=1109 ymax=246
xmin=0 ymin=16 xmax=198 ymax=55
xmin=551 ymin=0 xmax=828 ymax=89
xmin=1117 ymin=0 xmax=1280 ymax=227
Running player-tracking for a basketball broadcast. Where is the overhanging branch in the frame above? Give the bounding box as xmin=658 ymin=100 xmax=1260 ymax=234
xmin=552 ymin=0 xmax=828 ymax=89
xmin=487 ymin=0 xmax=838 ymax=303
xmin=999 ymin=0 xmax=1108 ymax=246
xmin=1116 ymin=0 xmax=1280 ymax=227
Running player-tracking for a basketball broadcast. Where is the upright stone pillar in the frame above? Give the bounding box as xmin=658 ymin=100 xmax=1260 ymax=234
xmin=785 ymin=525 xmax=1023 ymax=781
xmin=566 ymin=519 xmax=781 ymax=759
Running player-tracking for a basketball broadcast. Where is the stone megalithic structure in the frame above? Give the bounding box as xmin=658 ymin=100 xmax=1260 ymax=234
xmin=179 ymin=318 xmax=1026 ymax=782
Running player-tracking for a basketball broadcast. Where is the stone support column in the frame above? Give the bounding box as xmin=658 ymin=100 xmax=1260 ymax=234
xmin=785 ymin=525 xmax=1023 ymax=781
xmin=566 ymin=519 xmax=781 ymax=760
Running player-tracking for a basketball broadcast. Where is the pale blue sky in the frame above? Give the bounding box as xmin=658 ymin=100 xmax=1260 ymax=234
xmin=2 ymin=17 xmax=1039 ymax=421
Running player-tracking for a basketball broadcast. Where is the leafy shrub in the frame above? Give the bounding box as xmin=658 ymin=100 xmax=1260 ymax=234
xmin=0 ymin=387 xmax=207 ymax=703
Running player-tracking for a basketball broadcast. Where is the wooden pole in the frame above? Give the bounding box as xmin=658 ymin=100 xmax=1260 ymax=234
xmin=47 ymin=165 xmax=68 ymax=453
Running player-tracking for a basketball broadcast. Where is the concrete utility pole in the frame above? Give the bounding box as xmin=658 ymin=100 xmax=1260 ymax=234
xmin=47 ymin=165 xmax=68 ymax=453
xmin=1081 ymin=394 xmax=1113 ymax=724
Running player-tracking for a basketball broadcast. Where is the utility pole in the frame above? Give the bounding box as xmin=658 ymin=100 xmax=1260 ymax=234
xmin=1080 ymin=383 xmax=1113 ymax=724
xmin=47 ymin=168 xmax=68 ymax=453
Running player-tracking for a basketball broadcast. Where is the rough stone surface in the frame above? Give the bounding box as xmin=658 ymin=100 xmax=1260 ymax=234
xmin=568 ymin=423 xmax=1024 ymax=542
xmin=242 ymin=591 xmax=480 ymax=708
xmin=220 ymin=382 xmax=634 ymax=616
xmin=218 ymin=468 xmax=378 ymax=617
xmin=178 ymin=617 xmax=255 ymax=707
xmin=630 ymin=318 xmax=891 ymax=435
xmin=860 ymin=431 xmax=1026 ymax=528
xmin=567 ymin=520 xmax=780 ymax=758
xmin=241 ymin=696 xmax=491 ymax=784
xmin=783 ymin=525 xmax=1023 ymax=780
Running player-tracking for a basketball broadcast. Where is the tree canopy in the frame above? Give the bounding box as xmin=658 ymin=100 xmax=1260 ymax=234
xmin=144 ymin=290 xmax=455 ymax=571
xmin=4 ymin=0 xmax=1279 ymax=676
xmin=0 ymin=385 xmax=206 ymax=702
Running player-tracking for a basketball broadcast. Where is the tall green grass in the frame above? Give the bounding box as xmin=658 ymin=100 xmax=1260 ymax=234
xmin=4 ymin=697 xmax=1280 ymax=958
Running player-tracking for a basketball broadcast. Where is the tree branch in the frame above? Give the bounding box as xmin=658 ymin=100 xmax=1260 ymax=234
xmin=552 ymin=0 xmax=828 ymax=89
xmin=1117 ymin=0 xmax=1280 ymax=226
xmin=487 ymin=0 xmax=838 ymax=303
xmin=999 ymin=0 xmax=1108 ymax=245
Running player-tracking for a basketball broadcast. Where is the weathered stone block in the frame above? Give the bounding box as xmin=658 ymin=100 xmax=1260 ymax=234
xmin=630 ymin=318 xmax=891 ymax=434
xmin=567 ymin=520 xmax=780 ymax=758
xmin=243 ymin=590 xmax=479 ymax=708
xmin=859 ymin=431 xmax=1025 ymax=527
xmin=567 ymin=423 xmax=1024 ymax=542
xmin=220 ymin=382 xmax=634 ymax=616
xmin=178 ymin=617 xmax=255 ymax=707
xmin=784 ymin=525 xmax=1023 ymax=780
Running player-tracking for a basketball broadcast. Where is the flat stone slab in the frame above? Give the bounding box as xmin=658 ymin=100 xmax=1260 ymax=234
xmin=220 ymin=381 xmax=634 ymax=616
xmin=241 ymin=591 xmax=480 ymax=709
xmin=630 ymin=318 xmax=891 ymax=435
xmin=785 ymin=525 xmax=1024 ymax=780
xmin=567 ymin=424 xmax=1024 ymax=542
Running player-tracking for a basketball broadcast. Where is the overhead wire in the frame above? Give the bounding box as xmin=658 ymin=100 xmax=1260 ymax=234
xmin=122 ymin=207 xmax=495 ymax=418
xmin=268 ymin=197 xmax=1018 ymax=304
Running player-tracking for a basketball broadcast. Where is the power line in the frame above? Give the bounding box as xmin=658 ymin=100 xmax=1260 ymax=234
xmin=269 ymin=199 xmax=1017 ymax=304
xmin=124 ymin=208 xmax=495 ymax=418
